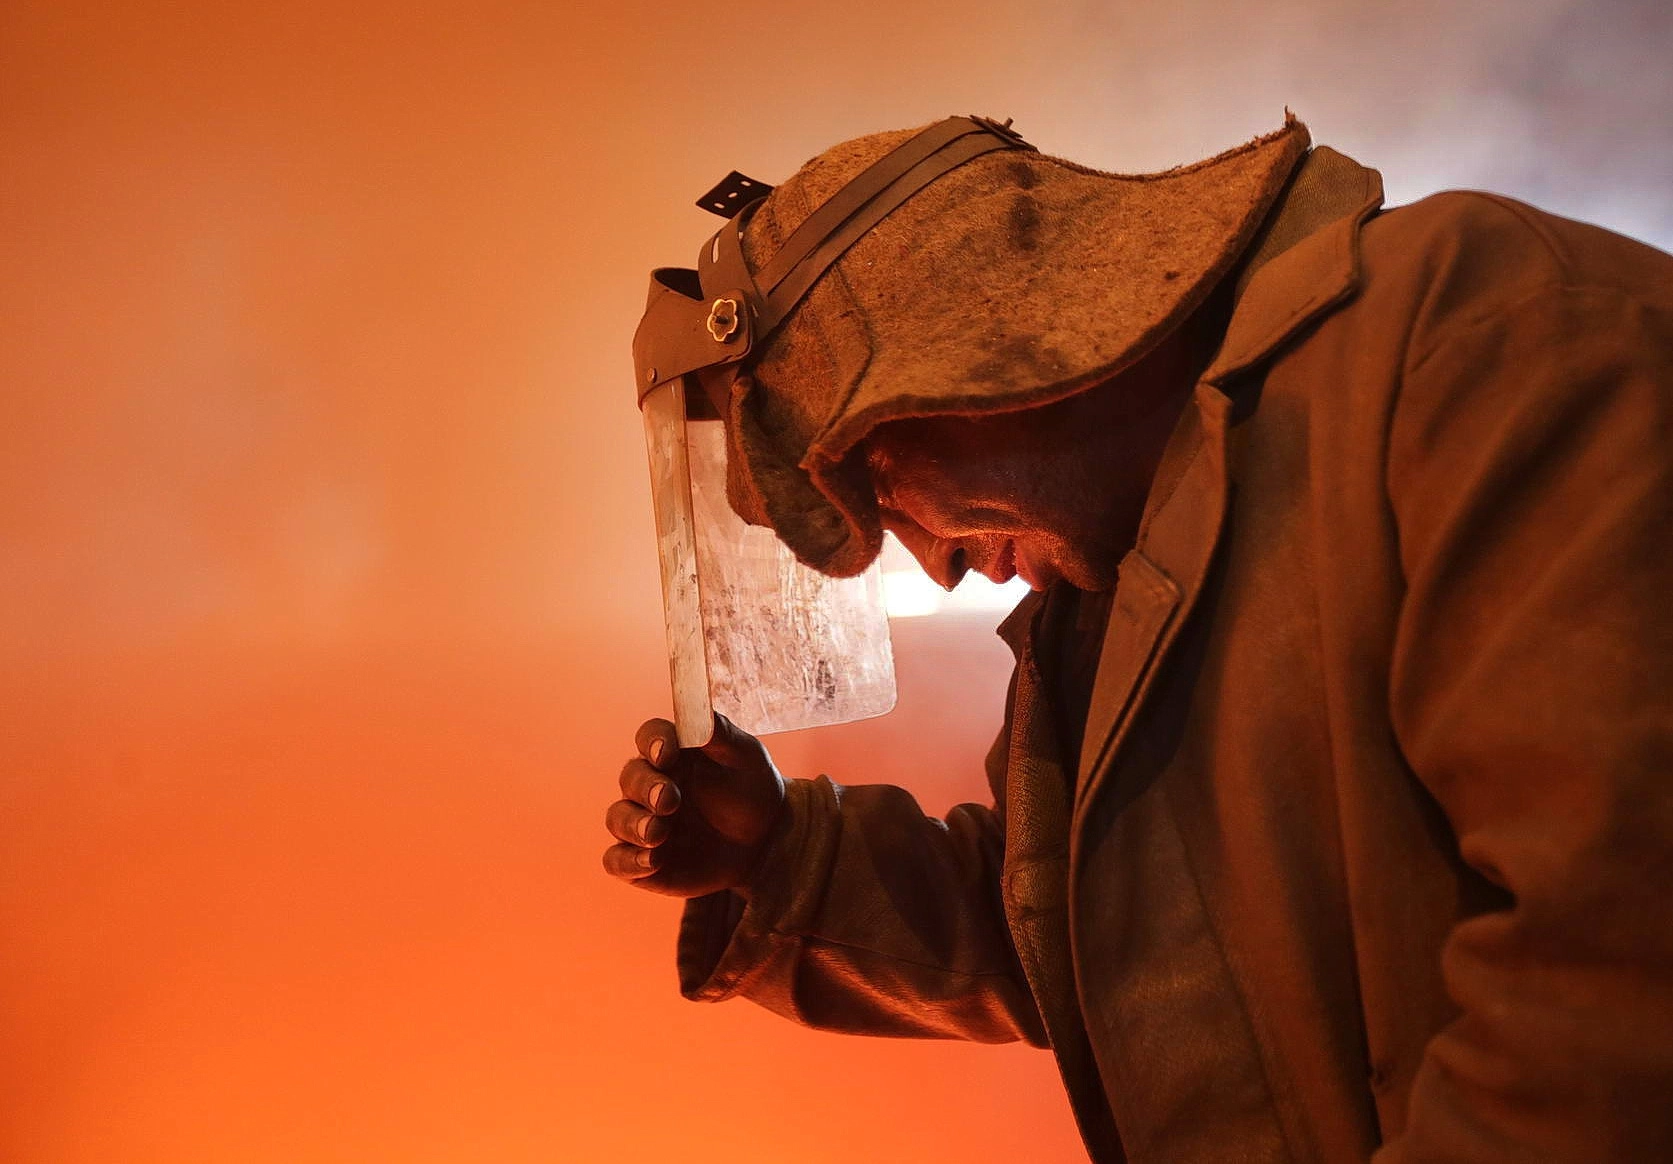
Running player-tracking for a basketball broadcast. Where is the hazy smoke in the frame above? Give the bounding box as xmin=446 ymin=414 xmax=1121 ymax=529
xmin=1479 ymin=0 xmax=1673 ymax=245
xmin=1022 ymin=0 xmax=1673 ymax=250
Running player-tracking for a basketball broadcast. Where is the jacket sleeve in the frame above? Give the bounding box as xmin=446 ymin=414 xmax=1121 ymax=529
xmin=1377 ymin=275 xmax=1673 ymax=1161
xmin=675 ymin=716 xmax=1047 ymax=1046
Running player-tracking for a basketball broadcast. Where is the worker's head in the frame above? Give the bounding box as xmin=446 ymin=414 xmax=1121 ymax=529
xmin=635 ymin=115 xmax=1309 ymax=587
xmin=858 ymin=322 xmax=1206 ymax=593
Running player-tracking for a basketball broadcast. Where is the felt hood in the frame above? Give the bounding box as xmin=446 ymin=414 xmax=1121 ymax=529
xmin=716 ymin=116 xmax=1311 ymax=577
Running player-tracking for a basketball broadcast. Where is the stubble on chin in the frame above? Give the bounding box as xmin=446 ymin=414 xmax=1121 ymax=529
xmin=1028 ymin=538 xmax=1120 ymax=593
xmin=1050 ymin=515 xmax=1139 ymax=592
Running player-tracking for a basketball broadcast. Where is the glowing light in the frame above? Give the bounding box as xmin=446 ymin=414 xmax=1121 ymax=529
xmin=881 ymin=569 xmax=947 ymax=618
xmin=879 ymin=535 xmax=1032 ymax=619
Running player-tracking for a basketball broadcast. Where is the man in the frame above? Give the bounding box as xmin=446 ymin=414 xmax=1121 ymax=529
xmin=604 ymin=115 xmax=1673 ymax=1161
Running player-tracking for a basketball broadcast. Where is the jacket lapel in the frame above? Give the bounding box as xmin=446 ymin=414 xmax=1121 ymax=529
xmin=995 ymin=591 xmax=1130 ymax=1161
xmin=1075 ymin=386 xmax=1232 ymax=811
xmin=1206 ymin=146 xmax=1384 ymax=386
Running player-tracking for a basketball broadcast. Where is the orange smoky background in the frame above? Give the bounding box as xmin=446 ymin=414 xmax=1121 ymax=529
xmin=2 ymin=2 xmax=1667 ymax=1161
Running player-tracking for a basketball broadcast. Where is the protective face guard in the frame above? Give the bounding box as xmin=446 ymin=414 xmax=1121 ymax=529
xmin=640 ymin=376 xmax=896 ymax=746
xmin=632 ymin=116 xmax=1035 ymax=746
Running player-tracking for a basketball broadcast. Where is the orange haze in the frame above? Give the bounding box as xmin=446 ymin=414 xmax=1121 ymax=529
xmin=3 ymin=1 xmax=1667 ymax=1161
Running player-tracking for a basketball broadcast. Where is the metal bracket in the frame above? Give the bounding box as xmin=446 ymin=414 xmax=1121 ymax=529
xmin=695 ymin=171 xmax=774 ymax=218
xmin=969 ymin=115 xmax=1031 ymax=149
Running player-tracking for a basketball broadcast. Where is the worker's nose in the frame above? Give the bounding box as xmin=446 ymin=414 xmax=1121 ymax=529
xmin=887 ymin=522 xmax=968 ymax=591
xmin=931 ymin=542 xmax=969 ymax=591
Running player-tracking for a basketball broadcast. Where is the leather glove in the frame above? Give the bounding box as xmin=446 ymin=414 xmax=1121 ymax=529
xmin=602 ymin=713 xmax=787 ymax=899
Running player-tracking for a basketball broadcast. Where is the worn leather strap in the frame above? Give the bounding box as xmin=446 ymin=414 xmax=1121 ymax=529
xmin=633 ymin=267 xmax=754 ymax=404
xmin=758 ymin=126 xmax=1027 ymax=333
xmin=755 ymin=117 xmax=1015 ymax=293
xmin=697 ymin=200 xmax=765 ymax=320
xmin=691 ymin=119 xmax=1019 ymax=336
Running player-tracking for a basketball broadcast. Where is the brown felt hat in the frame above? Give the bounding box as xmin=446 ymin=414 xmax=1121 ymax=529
xmin=719 ymin=115 xmax=1311 ymax=577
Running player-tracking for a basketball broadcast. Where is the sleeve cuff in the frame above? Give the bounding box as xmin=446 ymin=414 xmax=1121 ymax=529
xmin=675 ymin=776 xmax=835 ymax=1000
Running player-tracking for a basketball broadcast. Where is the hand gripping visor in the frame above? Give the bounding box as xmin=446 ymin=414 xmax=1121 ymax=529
xmin=631 ymin=116 xmax=1035 ymax=746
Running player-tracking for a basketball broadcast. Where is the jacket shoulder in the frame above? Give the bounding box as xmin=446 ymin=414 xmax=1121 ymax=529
xmin=1357 ymin=192 xmax=1673 ymax=331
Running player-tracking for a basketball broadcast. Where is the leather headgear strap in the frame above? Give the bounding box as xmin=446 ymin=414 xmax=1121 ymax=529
xmin=632 ymin=116 xmax=1036 ymax=418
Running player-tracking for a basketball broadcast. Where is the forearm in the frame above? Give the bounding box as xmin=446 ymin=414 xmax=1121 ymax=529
xmin=678 ymin=775 xmax=1045 ymax=1045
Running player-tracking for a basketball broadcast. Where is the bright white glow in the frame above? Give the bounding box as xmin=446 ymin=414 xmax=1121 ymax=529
xmin=881 ymin=569 xmax=947 ymax=618
xmin=946 ymin=573 xmax=1032 ymax=614
xmin=878 ymin=534 xmax=1032 ymax=619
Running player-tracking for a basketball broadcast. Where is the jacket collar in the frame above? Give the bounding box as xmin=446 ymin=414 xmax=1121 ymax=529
xmin=996 ymin=588 xmax=1045 ymax=658
xmin=1204 ymin=145 xmax=1384 ymax=386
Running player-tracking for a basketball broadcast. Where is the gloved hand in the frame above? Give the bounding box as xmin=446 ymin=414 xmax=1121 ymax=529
xmin=602 ymin=713 xmax=787 ymax=899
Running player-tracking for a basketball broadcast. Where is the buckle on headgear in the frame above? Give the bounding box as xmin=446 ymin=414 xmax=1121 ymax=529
xmin=706 ymin=297 xmax=741 ymax=343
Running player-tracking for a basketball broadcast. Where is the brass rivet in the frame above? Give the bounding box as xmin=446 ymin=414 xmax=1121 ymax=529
xmin=706 ymin=297 xmax=740 ymax=344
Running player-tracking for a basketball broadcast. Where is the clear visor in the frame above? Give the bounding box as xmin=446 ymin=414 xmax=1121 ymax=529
xmin=641 ymin=377 xmax=896 ymax=747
